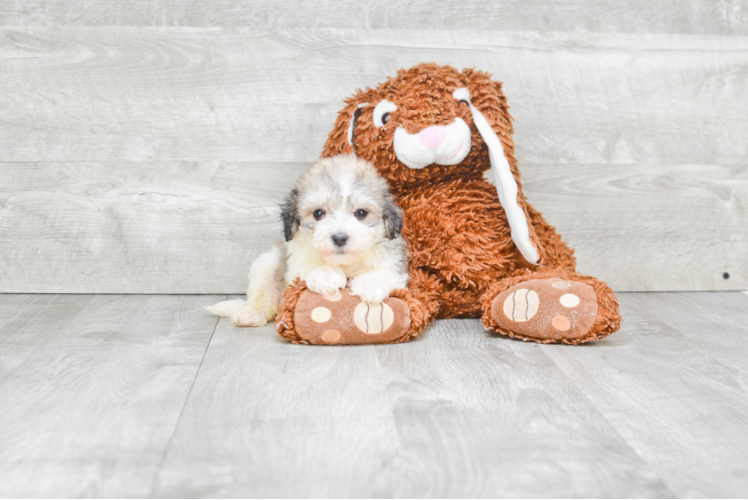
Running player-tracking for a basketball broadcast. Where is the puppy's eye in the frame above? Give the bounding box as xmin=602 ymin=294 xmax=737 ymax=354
xmin=313 ymin=209 xmax=325 ymax=220
xmin=373 ymin=99 xmax=397 ymax=128
xmin=354 ymin=209 xmax=368 ymax=220
xmin=458 ymin=99 xmax=469 ymax=106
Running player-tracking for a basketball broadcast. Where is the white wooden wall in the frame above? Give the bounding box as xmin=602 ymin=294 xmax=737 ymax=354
xmin=1 ymin=2 xmax=746 ymax=293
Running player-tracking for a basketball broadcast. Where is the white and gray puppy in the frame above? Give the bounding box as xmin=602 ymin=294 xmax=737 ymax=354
xmin=206 ymin=154 xmax=409 ymax=327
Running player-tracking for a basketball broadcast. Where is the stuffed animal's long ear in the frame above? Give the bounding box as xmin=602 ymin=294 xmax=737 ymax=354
xmin=321 ymin=90 xmax=371 ymax=158
xmin=383 ymin=197 xmax=404 ymax=239
xmin=456 ymin=69 xmax=543 ymax=265
xmin=280 ymin=189 xmax=300 ymax=242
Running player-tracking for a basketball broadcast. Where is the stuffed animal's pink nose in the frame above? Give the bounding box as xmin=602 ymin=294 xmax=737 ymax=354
xmin=417 ymin=126 xmax=446 ymax=149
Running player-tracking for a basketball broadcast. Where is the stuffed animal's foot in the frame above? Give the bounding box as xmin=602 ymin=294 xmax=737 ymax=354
xmin=491 ymin=278 xmax=597 ymax=341
xmin=483 ymin=273 xmax=620 ymax=344
xmin=292 ymin=289 xmax=411 ymax=345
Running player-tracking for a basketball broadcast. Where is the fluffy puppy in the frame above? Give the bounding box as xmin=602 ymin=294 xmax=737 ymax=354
xmin=206 ymin=154 xmax=409 ymax=327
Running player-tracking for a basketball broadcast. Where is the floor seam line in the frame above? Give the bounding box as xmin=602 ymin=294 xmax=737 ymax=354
xmin=146 ymin=294 xmax=226 ymax=498
xmin=537 ymin=346 xmax=680 ymax=497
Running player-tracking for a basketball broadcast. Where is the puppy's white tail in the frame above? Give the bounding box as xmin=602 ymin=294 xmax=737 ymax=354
xmin=205 ymin=246 xmax=284 ymax=327
xmin=204 ymin=299 xmax=246 ymax=317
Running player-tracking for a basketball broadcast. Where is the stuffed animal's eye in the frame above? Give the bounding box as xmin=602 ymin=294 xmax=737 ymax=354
xmin=373 ymin=99 xmax=397 ymax=127
xmin=313 ymin=209 xmax=325 ymax=220
xmin=354 ymin=209 xmax=368 ymax=220
xmin=459 ymin=99 xmax=469 ymax=106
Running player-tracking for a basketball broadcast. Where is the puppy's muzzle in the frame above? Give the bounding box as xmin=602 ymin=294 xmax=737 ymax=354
xmin=331 ymin=233 xmax=349 ymax=248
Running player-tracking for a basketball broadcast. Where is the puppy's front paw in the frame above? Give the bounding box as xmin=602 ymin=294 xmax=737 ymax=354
xmin=305 ymin=266 xmax=347 ymax=297
xmin=349 ymin=274 xmax=392 ymax=304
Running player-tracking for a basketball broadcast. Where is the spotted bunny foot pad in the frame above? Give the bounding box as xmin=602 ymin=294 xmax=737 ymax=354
xmin=294 ymin=289 xmax=411 ymax=345
xmin=491 ymin=278 xmax=598 ymax=341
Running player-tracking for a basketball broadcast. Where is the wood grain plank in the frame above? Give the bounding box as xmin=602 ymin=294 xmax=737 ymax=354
xmin=2 ymin=0 xmax=747 ymax=36
xmin=0 ymin=294 xmax=222 ymax=497
xmin=1 ymin=161 xmax=744 ymax=293
xmin=2 ymin=292 xmax=746 ymax=496
xmin=622 ymin=292 xmax=748 ymax=383
xmin=152 ymin=300 xmax=671 ymax=497
xmin=540 ymin=292 xmax=748 ymax=497
xmin=2 ymin=28 xmax=747 ymax=165
xmin=151 ymin=308 xmax=405 ymax=498
xmin=0 ymin=161 xmax=299 ymax=293
xmin=371 ymin=319 xmax=671 ymax=497
xmin=523 ymin=163 xmax=748 ymax=293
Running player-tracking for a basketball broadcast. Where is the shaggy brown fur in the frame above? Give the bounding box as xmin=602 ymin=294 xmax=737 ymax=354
xmin=275 ymin=279 xmax=307 ymax=344
xmin=277 ymin=63 xmax=621 ymax=344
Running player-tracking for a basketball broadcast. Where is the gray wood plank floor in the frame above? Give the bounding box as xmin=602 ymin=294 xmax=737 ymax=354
xmin=2 ymin=292 xmax=747 ymax=498
xmin=0 ymin=294 xmax=224 ymax=497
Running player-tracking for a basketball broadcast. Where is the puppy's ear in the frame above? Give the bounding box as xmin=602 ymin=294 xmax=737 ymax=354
xmin=280 ymin=189 xmax=300 ymax=242
xmin=383 ymin=198 xmax=403 ymax=239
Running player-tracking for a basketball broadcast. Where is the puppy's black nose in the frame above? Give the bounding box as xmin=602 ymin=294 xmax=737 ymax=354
xmin=331 ymin=233 xmax=348 ymax=247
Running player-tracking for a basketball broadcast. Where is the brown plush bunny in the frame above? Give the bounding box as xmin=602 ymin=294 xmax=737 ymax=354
xmin=276 ymin=63 xmax=621 ymax=345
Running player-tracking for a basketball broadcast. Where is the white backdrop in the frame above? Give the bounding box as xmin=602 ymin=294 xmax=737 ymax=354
xmin=1 ymin=1 xmax=746 ymax=293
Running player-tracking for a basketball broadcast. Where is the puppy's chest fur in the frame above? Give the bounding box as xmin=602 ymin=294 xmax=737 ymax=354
xmin=284 ymin=231 xmax=407 ymax=284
